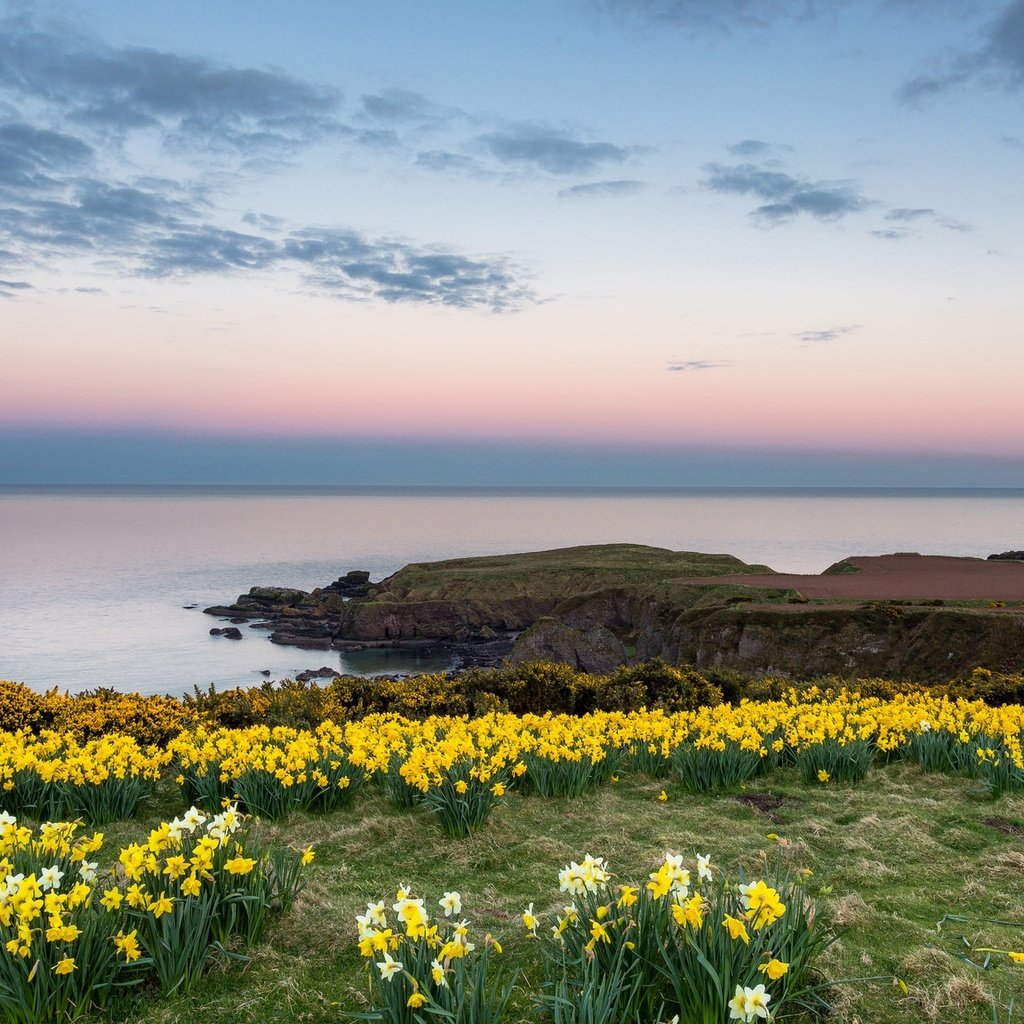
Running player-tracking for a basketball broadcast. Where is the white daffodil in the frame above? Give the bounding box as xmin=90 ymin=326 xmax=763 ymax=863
xmin=438 ymin=891 xmax=462 ymax=917
xmin=376 ymin=951 xmax=403 ymax=982
xmin=39 ymin=864 xmax=65 ymax=891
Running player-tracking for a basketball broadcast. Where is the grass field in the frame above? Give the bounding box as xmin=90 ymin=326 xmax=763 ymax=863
xmin=90 ymin=763 xmax=1023 ymax=1024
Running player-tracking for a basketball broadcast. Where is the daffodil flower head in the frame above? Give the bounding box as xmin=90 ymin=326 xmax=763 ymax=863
xmin=758 ymin=958 xmax=790 ymax=980
xmin=728 ymin=983 xmax=772 ymax=1022
xmin=522 ymin=902 xmax=538 ymax=934
xmin=376 ymin=951 xmax=403 ymax=982
xmin=39 ymin=865 xmax=64 ymax=892
xmin=439 ymin=891 xmax=462 ymax=917
xmin=696 ymin=853 xmax=713 ymax=881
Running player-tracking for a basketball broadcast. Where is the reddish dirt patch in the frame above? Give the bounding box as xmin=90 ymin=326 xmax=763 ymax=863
xmin=736 ymin=793 xmax=790 ymax=824
xmin=690 ymin=554 xmax=1024 ymax=601
xmin=982 ymin=816 xmax=1024 ymax=837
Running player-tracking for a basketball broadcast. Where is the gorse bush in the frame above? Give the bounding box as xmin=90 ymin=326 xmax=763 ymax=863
xmin=0 ymin=683 xmax=191 ymax=745
xmin=179 ymin=663 xmax=1024 ymax=730
xmin=4 ymin=662 xmax=1022 ymax=742
xmin=179 ymin=660 xmax=725 ymax=727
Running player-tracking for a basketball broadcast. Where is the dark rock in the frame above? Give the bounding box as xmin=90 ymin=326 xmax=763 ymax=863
xmin=321 ymin=570 xmax=373 ymax=599
xmin=509 ymin=618 xmax=626 ymax=674
xmin=989 ymin=550 xmax=1024 ymax=561
xmin=260 ymin=670 xmax=272 ymax=676
xmin=210 ymin=627 xmax=243 ymax=640
xmin=295 ymin=666 xmax=342 ymax=682
xmin=182 ymin=603 xmax=198 ymax=609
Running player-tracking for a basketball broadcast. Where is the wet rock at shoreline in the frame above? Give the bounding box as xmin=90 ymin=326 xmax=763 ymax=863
xmin=210 ymin=626 xmax=243 ymax=640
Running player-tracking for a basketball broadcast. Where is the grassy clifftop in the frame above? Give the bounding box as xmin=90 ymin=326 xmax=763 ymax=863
xmin=371 ymin=543 xmax=776 ymax=603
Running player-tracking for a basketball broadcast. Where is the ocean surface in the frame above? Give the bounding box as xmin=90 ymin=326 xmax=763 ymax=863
xmin=2 ymin=485 xmax=1022 ymax=697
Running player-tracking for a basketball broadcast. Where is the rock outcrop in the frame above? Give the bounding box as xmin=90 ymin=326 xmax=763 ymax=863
xmin=204 ymin=545 xmax=1024 ymax=680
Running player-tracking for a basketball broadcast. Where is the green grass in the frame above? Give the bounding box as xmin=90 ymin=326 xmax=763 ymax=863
xmin=377 ymin=544 xmax=776 ymax=599
xmin=85 ymin=764 xmax=1023 ymax=1024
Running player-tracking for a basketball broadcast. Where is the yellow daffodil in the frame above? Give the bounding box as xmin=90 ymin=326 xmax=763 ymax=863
xmin=722 ymin=914 xmax=750 ymax=945
xmin=759 ymin=958 xmax=789 ymax=979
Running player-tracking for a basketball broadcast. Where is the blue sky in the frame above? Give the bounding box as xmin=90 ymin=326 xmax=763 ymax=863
xmin=1 ymin=0 xmax=1022 ymax=485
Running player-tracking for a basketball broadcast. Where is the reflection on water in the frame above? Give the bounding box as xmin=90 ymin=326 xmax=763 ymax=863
xmin=337 ymin=647 xmax=457 ymax=677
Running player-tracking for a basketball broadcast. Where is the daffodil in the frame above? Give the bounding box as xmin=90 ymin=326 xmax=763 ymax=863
xmin=722 ymin=914 xmax=750 ymax=945
xmin=439 ymin=891 xmax=462 ymax=917
xmin=522 ymin=902 xmax=539 ymax=935
xmin=39 ymin=864 xmax=64 ymax=891
xmin=376 ymin=951 xmax=403 ymax=982
xmin=759 ymin=958 xmax=789 ymax=979
xmin=696 ymin=853 xmax=713 ymax=881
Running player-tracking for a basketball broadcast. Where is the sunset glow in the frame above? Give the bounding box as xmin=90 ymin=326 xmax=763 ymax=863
xmin=2 ymin=1 xmax=1023 ymax=484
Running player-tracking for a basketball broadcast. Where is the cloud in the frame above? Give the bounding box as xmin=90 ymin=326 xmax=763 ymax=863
xmin=0 ymin=133 xmax=534 ymax=309
xmin=415 ymin=149 xmax=489 ymax=175
xmin=0 ymin=278 xmax=33 ymax=298
xmin=702 ymin=160 xmax=871 ymax=222
xmin=0 ymin=17 xmax=535 ymax=311
xmin=727 ymin=138 xmax=784 ymax=157
xmin=794 ymin=325 xmax=859 ymax=343
xmin=666 ymin=359 xmax=731 ymax=371
xmin=3 ymin=179 xmax=535 ymax=308
xmin=0 ymin=15 xmax=342 ymax=155
xmin=592 ymin=0 xmax=815 ymax=31
xmin=288 ymin=233 xmax=533 ymax=309
xmin=557 ymin=179 xmax=647 ymax=199
xmin=872 ymin=227 xmax=909 ymax=241
xmin=876 ymin=206 xmax=973 ymax=237
xmin=899 ymin=0 xmax=1024 ymax=100
xmin=479 ymin=125 xmax=630 ymax=174
xmin=241 ymin=211 xmax=286 ymax=231
xmin=0 ymin=123 xmax=94 ymax=189
xmin=885 ymin=207 xmax=935 ymax=221
xmin=361 ymin=87 xmax=458 ymax=129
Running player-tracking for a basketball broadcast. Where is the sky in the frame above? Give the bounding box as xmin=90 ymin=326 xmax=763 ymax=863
xmin=1 ymin=0 xmax=1023 ymax=486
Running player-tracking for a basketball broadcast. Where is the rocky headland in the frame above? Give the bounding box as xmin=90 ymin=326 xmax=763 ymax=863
xmin=204 ymin=545 xmax=1024 ymax=681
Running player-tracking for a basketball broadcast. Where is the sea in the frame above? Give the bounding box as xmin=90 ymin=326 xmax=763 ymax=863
xmin=2 ymin=485 xmax=1022 ymax=697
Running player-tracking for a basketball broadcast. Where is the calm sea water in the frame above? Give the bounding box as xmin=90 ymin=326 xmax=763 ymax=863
xmin=2 ymin=486 xmax=1022 ymax=696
